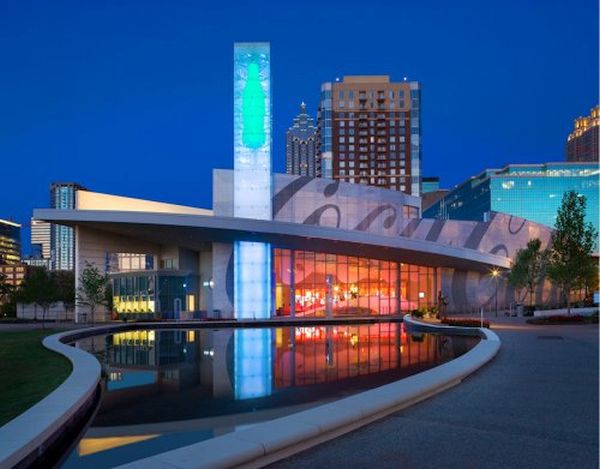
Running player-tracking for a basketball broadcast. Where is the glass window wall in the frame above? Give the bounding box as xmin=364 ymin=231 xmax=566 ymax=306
xmin=274 ymin=248 xmax=438 ymax=317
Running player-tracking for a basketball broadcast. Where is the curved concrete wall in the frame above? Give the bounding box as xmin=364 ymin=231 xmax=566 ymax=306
xmin=0 ymin=329 xmax=102 ymax=468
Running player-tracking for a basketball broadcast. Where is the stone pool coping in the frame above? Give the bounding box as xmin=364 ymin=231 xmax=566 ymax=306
xmin=0 ymin=329 xmax=102 ymax=468
xmin=0 ymin=316 xmax=499 ymax=468
xmin=116 ymin=315 xmax=500 ymax=469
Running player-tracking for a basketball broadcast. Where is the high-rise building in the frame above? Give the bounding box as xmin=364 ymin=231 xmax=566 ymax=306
xmin=0 ymin=219 xmax=21 ymax=265
xmin=318 ymin=75 xmax=421 ymax=196
xmin=421 ymin=176 xmax=448 ymax=211
xmin=423 ymin=162 xmax=599 ymax=249
xmin=0 ymin=219 xmax=25 ymax=291
xmin=566 ymin=105 xmax=599 ymax=162
xmin=31 ymin=218 xmax=51 ymax=260
xmin=50 ymin=182 xmax=85 ymax=270
xmin=285 ymin=102 xmax=319 ymax=176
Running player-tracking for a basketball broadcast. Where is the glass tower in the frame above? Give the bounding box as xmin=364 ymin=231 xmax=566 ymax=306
xmin=50 ymin=182 xmax=85 ymax=270
xmin=423 ymin=163 xmax=599 ymax=248
xmin=233 ymin=42 xmax=272 ymax=320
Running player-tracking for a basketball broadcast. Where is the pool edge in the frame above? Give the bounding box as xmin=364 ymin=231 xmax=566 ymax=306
xmin=113 ymin=315 xmax=500 ymax=469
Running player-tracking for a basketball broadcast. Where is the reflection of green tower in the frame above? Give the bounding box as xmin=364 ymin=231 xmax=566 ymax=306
xmin=242 ymin=62 xmax=266 ymax=149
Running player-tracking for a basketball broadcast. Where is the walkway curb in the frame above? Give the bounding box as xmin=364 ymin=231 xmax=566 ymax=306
xmin=0 ymin=329 xmax=102 ymax=468
xmin=116 ymin=316 xmax=500 ymax=469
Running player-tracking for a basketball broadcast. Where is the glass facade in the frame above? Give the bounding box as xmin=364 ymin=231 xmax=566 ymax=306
xmin=490 ymin=164 xmax=599 ymax=238
xmin=112 ymin=273 xmax=188 ymax=320
xmin=0 ymin=219 xmax=21 ymax=265
xmin=424 ymin=163 xmax=599 ymax=247
xmin=274 ymin=248 xmax=438 ymax=317
xmin=50 ymin=182 xmax=84 ymax=270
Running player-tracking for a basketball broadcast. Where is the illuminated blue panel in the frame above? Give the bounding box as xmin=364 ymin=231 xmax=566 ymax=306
xmin=233 ymin=42 xmax=273 ymax=319
xmin=234 ymin=240 xmax=272 ymax=319
xmin=234 ymin=328 xmax=273 ymax=400
xmin=233 ymin=42 xmax=272 ymax=220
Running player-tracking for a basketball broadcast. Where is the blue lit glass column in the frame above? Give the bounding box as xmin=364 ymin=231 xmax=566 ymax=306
xmin=233 ymin=42 xmax=273 ymax=320
xmin=233 ymin=328 xmax=272 ymax=399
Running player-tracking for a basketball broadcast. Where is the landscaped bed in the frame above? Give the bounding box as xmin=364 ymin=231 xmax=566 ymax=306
xmin=0 ymin=329 xmax=72 ymax=426
xmin=442 ymin=318 xmax=491 ymax=328
xmin=526 ymin=314 xmax=599 ymax=325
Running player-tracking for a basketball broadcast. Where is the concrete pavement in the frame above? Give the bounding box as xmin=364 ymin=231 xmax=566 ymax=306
xmin=272 ymin=317 xmax=599 ymax=469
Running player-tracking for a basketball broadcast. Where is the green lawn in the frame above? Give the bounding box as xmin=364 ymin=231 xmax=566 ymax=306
xmin=0 ymin=329 xmax=72 ymax=426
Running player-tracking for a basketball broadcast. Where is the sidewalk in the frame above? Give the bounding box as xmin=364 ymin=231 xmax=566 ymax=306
xmin=272 ymin=317 xmax=599 ymax=469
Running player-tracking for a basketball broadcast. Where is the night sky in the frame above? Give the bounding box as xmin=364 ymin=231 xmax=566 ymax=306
xmin=1 ymin=0 xmax=598 ymax=253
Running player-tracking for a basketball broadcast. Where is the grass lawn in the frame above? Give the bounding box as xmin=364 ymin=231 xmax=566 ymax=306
xmin=0 ymin=329 xmax=72 ymax=426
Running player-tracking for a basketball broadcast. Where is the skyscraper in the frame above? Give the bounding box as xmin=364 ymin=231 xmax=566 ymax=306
xmin=50 ymin=182 xmax=85 ymax=270
xmin=566 ymin=105 xmax=599 ymax=162
xmin=30 ymin=218 xmax=51 ymax=260
xmin=286 ymin=102 xmax=319 ymax=176
xmin=0 ymin=219 xmax=21 ymax=265
xmin=0 ymin=219 xmax=26 ymax=291
xmin=318 ymin=75 xmax=421 ymax=196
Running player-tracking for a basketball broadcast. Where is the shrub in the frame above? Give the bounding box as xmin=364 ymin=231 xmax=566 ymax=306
xmin=411 ymin=308 xmax=425 ymax=318
xmin=442 ymin=317 xmax=490 ymax=328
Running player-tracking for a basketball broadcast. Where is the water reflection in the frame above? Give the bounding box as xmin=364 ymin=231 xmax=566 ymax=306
xmin=76 ymin=323 xmax=475 ymax=425
xmin=65 ymin=324 xmax=477 ymax=468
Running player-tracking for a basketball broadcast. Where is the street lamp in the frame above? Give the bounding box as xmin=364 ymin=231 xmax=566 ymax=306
xmin=491 ymin=269 xmax=499 ymax=317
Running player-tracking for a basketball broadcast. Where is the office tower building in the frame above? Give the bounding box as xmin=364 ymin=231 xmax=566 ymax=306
xmin=318 ymin=75 xmax=421 ymax=195
xmin=566 ymin=105 xmax=599 ymax=162
xmin=0 ymin=219 xmax=21 ymax=265
xmin=286 ymin=102 xmax=319 ymax=176
xmin=50 ymin=182 xmax=85 ymax=270
xmin=423 ymin=162 xmax=599 ymax=248
xmin=0 ymin=219 xmax=25 ymax=291
xmin=31 ymin=219 xmax=51 ymax=260
xmin=421 ymin=176 xmax=448 ymax=211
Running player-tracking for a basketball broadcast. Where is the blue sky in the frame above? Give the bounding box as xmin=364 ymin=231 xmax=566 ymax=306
xmin=0 ymin=0 xmax=598 ymax=252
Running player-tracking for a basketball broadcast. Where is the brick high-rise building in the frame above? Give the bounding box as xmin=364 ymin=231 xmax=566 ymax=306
xmin=566 ymin=105 xmax=599 ymax=162
xmin=318 ymin=75 xmax=421 ymax=196
xmin=285 ymin=102 xmax=319 ymax=176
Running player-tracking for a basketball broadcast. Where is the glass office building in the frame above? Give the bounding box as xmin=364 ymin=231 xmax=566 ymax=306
xmin=0 ymin=219 xmax=21 ymax=265
xmin=51 ymin=182 xmax=85 ymax=270
xmin=423 ymin=163 xmax=599 ymax=244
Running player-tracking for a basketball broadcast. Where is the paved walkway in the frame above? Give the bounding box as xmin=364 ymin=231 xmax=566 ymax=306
xmin=272 ymin=317 xmax=599 ymax=469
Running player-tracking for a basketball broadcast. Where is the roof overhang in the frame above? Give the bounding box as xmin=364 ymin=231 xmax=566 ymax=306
xmin=34 ymin=209 xmax=511 ymax=273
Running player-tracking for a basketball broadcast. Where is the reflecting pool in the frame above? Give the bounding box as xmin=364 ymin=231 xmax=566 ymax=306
xmin=63 ymin=322 xmax=478 ymax=468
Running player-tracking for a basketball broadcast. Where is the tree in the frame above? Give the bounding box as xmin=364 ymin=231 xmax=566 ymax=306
xmin=18 ymin=267 xmax=57 ymax=328
xmin=76 ymin=261 xmax=109 ymax=324
xmin=54 ymin=270 xmax=75 ymax=321
xmin=0 ymin=273 xmax=13 ymax=305
xmin=0 ymin=273 xmax=15 ymax=318
xmin=508 ymin=238 xmax=547 ymax=308
xmin=547 ymin=191 xmax=597 ymax=315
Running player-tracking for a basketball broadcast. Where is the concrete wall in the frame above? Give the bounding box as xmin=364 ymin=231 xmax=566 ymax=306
xmin=77 ymin=190 xmax=212 ymax=216
xmin=75 ymin=226 xmax=161 ymax=322
xmin=213 ymin=169 xmax=421 ymax=237
xmin=211 ymin=242 xmax=234 ymax=318
xmin=16 ymin=302 xmax=74 ymax=321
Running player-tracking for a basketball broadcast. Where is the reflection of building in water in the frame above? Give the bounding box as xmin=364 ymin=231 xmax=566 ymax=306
xmin=273 ymin=323 xmax=445 ymax=388
xmin=105 ymin=330 xmax=203 ymax=392
xmin=98 ymin=325 xmax=463 ymax=416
